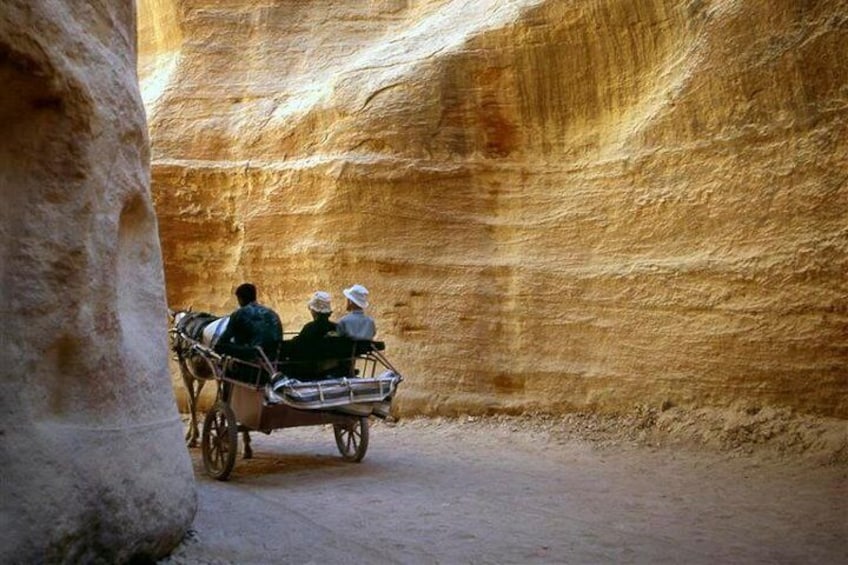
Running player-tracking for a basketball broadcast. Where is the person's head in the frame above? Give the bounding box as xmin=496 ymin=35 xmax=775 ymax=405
xmin=235 ymin=283 xmax=257 ymax=307
xmin=343 ymin=284 xmax=369 ymax=311
xmin=307 ymin=291 xmax=332 ymax=319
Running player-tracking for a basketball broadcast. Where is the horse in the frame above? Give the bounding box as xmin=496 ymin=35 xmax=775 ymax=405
xmin=169 ymin=309 xmax=254 ymax=458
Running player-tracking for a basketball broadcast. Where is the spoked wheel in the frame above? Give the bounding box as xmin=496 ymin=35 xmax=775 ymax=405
xmin=333 ymin=417 xmax=369 ymax=462
xmin=201 ymin=400 xmax=238 ymax=480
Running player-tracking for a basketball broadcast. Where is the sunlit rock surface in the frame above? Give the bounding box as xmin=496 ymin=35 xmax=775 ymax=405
xmin=0 ymin=2 xmax=195 ymax=561
xmin=140 ymin=1 xmax=848 ymax=418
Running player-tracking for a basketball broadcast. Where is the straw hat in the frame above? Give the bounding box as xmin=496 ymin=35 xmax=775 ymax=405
xmin=307 ymin=291 xmax=332 ymax=313
xmin=343 ymin=284 xmax=369 ymax=309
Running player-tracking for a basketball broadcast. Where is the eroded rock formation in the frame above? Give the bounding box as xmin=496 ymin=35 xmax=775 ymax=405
xmin=139 ymin=1 xmax=848 ymax=418
xmin=0 ymin=2 xmax=195 ymax=561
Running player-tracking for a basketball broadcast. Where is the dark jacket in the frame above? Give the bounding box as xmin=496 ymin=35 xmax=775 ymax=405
xmin=290 ymin=315 xmax=336 ymax=359
xmin=215 ymin=302 xmax=283 ymax=359
xmin=297 ymin=316 xmax=337 ymax=342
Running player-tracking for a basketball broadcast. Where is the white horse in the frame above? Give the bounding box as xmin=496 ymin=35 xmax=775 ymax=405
xmin=169 ymin=309 xmax=253 ymax=458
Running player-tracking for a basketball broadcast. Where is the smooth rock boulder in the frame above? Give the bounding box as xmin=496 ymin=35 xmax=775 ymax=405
xmin=0 ymin=2 xmax=195 ymax=561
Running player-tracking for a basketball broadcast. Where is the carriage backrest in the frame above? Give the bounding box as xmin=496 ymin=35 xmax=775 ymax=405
xmin=282 ymin=335 xmax=383 ymax=360
xmin=278 ymin=335 xmax=385 ymax=380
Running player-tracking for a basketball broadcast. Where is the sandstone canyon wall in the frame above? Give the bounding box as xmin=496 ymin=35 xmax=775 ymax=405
xmin=1 ymin=2 xmax=195 ymax=561
xmin=139 ymin=1 xmax=847 ymax=418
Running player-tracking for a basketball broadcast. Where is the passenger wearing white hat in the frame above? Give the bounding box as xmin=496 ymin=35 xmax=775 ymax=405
xmin=337 ymin=284 xmax=376 ymax=341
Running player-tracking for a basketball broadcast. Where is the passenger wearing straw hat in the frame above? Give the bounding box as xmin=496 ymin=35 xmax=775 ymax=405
xmin=295 ymin=291 xmax=336 ymax=342
xmin=337 ymin=284 xmax=376 ymax=341
xmin=288 ymin=291 xmax=338 ymax=371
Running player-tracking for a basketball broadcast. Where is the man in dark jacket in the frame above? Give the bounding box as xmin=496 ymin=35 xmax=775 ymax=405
xmin=215 ymin=283 xmax=283 ymax=363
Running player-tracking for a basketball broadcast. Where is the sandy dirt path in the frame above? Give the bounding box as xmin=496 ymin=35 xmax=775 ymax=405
xmin=161 ymin=418 xmax=847 ymax=564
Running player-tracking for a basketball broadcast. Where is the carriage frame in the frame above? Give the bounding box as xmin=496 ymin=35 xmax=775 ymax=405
xmin=176 ymin=333 xmax=401 ymax=481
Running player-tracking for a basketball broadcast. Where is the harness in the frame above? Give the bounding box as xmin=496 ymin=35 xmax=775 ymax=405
xmin=177 ymin=312 xmax=219 ymax=342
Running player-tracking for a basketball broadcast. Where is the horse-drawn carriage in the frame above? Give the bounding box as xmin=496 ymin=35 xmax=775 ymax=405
xmin=170 ymin=310 xmax=403 ymax=481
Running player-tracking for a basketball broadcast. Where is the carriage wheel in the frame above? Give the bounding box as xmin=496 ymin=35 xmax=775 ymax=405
xmin=333 ymin=417 xmax=369 ymax=462
xmin=201 ymin=400 xmax=238 ymax=480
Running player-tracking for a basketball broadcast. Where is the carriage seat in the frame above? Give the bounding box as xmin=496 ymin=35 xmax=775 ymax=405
xmin=354 ymin=339 xmax=385 ymax=353
xmin=279 ymin=336 xmax=384 ymax=381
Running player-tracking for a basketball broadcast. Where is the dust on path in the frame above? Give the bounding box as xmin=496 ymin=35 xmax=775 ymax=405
xmin=162 ymin=417 xmax=847 ymax=564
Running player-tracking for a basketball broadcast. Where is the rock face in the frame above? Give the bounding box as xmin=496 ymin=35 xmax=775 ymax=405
xmin=0 ymin=2 xmax=195 ymax=561
xmin=140 ymin=1 xmax=848 ymax=418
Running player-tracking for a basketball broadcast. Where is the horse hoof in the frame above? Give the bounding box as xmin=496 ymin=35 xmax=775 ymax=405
xmin=243 ymin=448 xmax=253 ymax=460
xmin=187 ymin=440 xmax=198 ymax=448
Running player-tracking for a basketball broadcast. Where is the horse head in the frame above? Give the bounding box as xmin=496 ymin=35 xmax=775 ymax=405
xmin=168 ymin=306 xmax=193 ymax=328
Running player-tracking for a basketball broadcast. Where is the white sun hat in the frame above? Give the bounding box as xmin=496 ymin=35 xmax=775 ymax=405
xmin=307 ymin=291 xmax=332 ymax=313
xmin=343 ymin=284 xmax=370 ymax=309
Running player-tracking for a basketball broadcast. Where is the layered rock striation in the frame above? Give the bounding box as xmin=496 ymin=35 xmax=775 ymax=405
xmin=140 ymin=1 xmax=848 ymax=418
xmin=1 ymin=2 xmax=195 ymax=561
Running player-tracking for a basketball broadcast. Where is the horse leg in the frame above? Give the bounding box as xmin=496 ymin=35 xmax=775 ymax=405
xmin=189 ymin=378 xmax=206 ymax=447
xmin=242 ymin=429 xmax=252 ymax=459
xmin=180 ymin=360 xmax=201 ymax=448
xmin=183 ymin=405 xmax=192 ymax=443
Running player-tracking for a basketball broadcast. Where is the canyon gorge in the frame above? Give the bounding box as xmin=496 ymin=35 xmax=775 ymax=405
xmin=3 ymin=0 xmax=846 ymax=561
xmin=140 ymin=0 xmax=847 ymax=419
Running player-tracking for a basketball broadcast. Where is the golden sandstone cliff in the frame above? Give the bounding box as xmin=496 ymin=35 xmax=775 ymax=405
xmin=1 ymin=1 xmax=194 ymax=561
xmin=139 ymin=1 xmax=848 ymax=419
